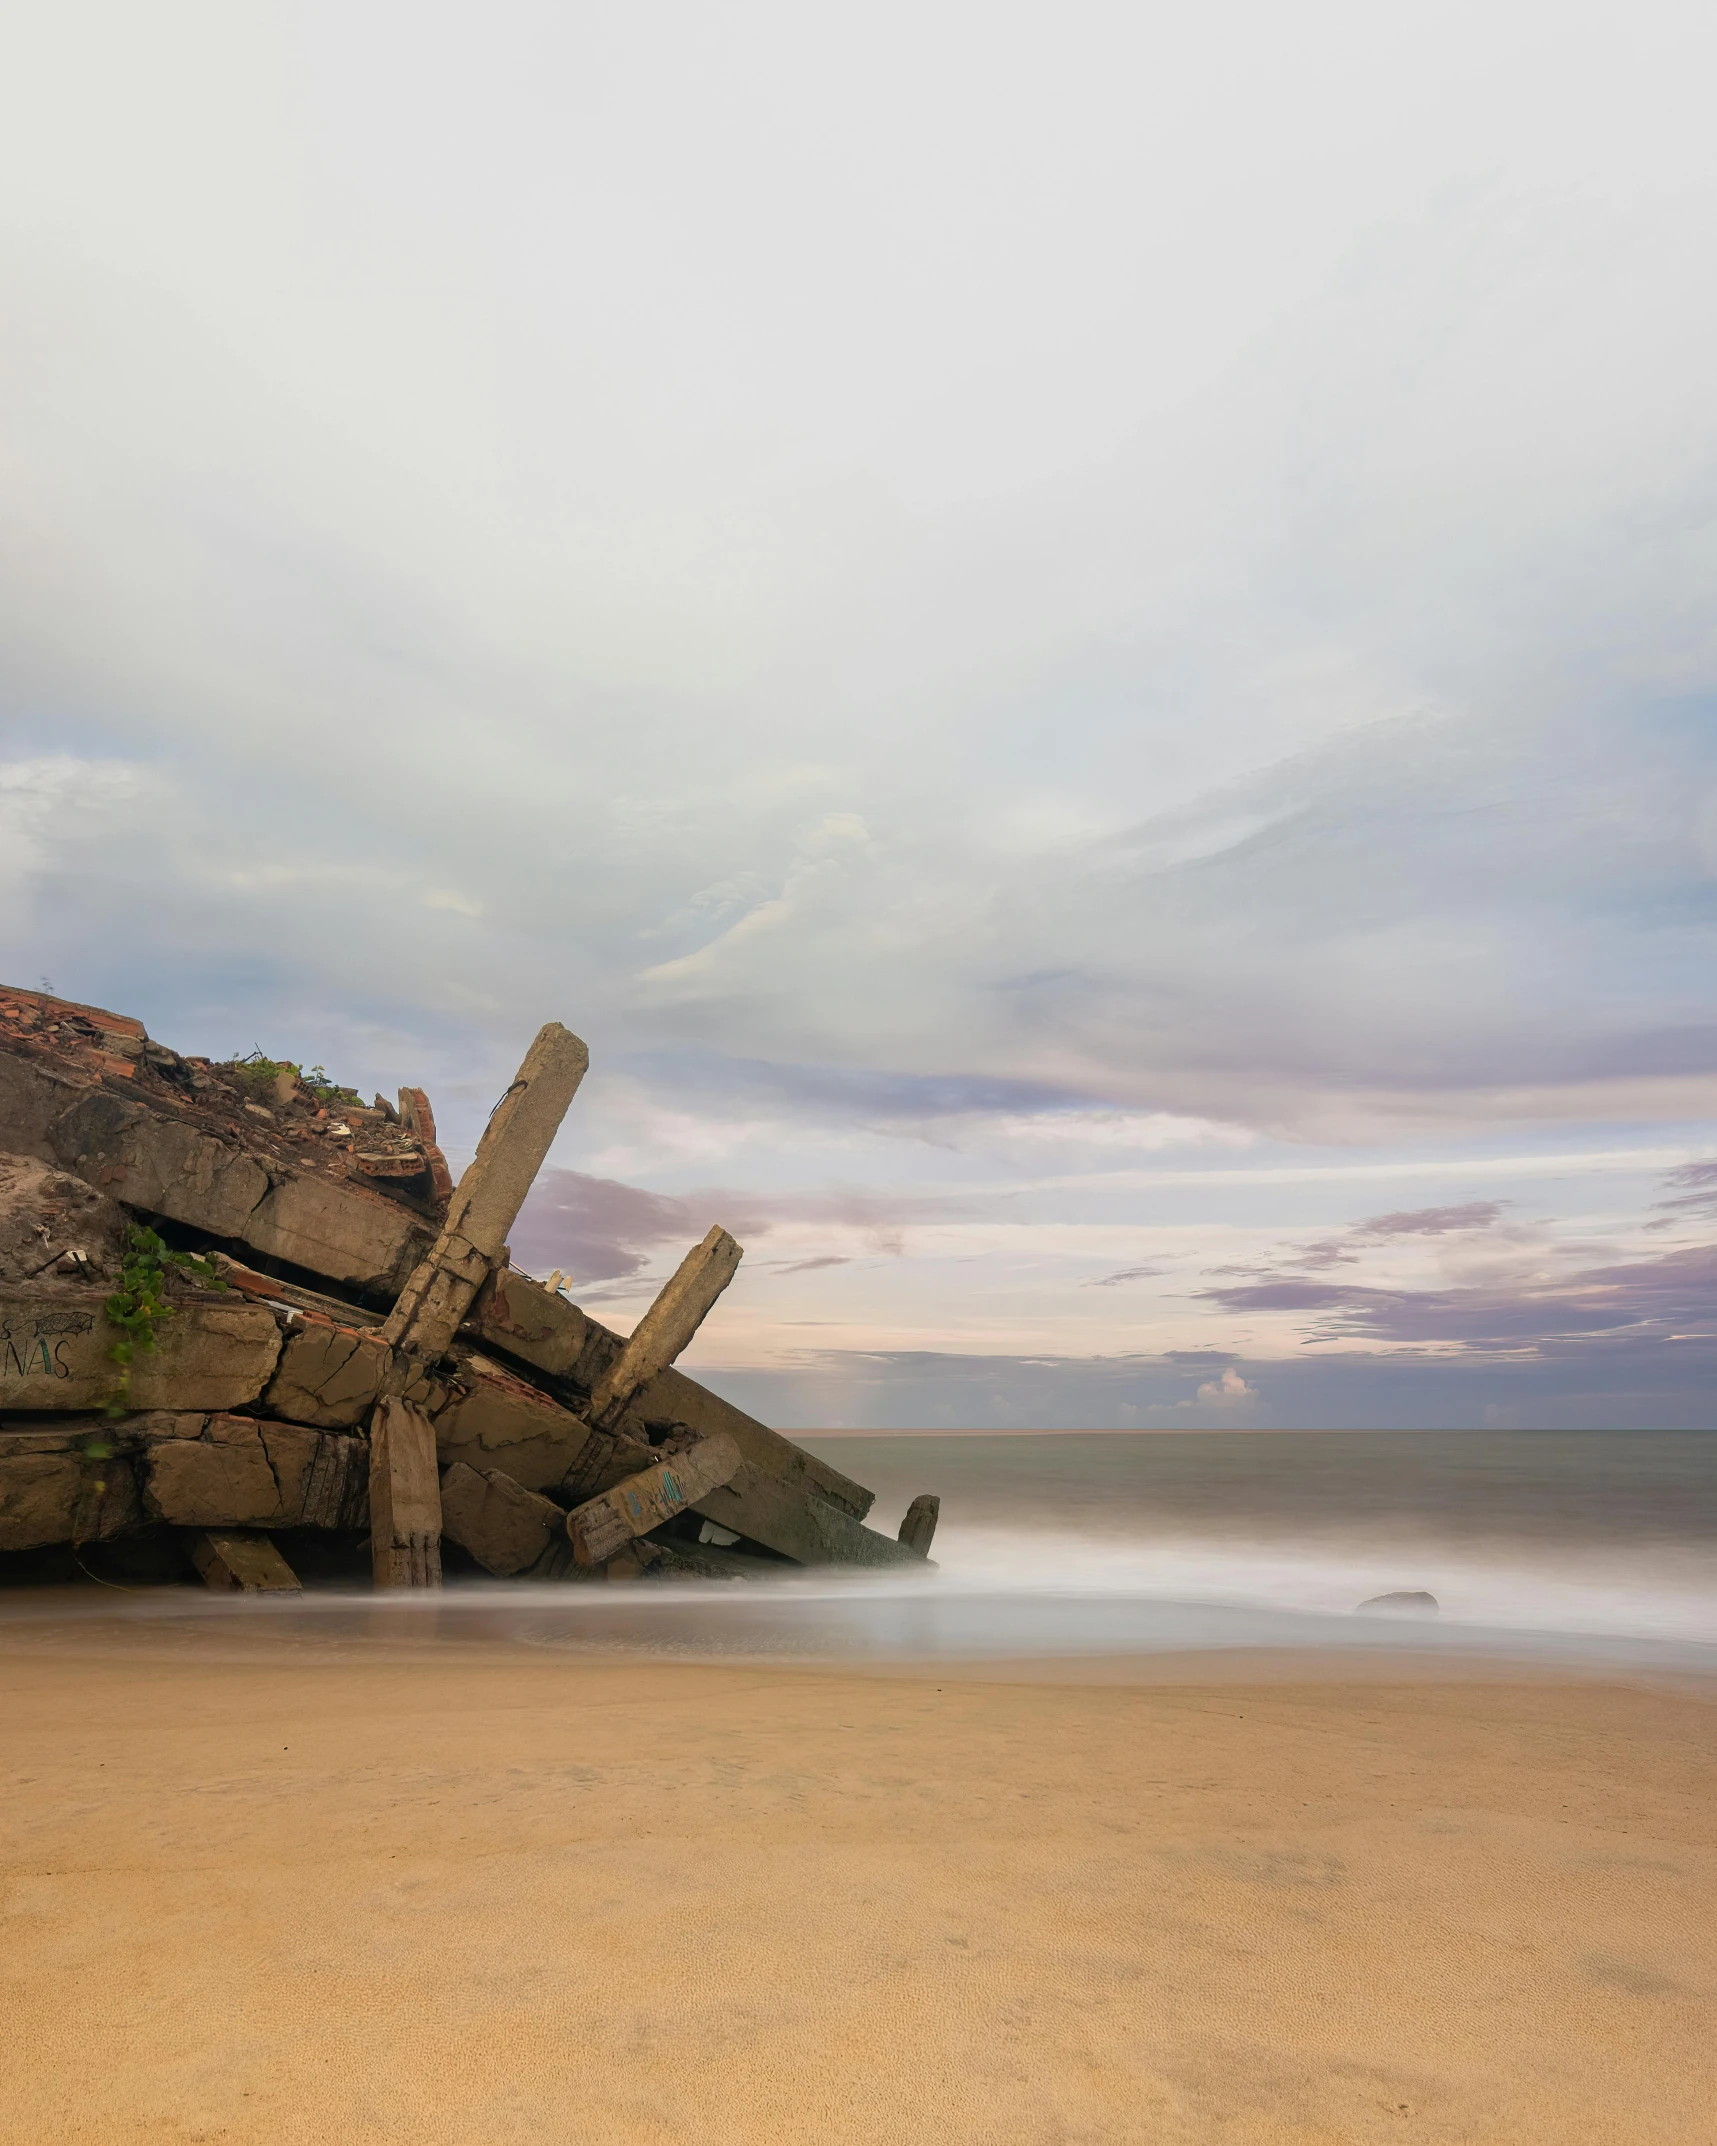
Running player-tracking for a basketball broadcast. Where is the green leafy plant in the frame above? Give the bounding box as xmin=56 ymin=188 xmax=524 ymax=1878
xmin=225 ymin=1049 xmax=361 ymax=1110
xmin=103 ymin=1225 xmax=225 ymax=1417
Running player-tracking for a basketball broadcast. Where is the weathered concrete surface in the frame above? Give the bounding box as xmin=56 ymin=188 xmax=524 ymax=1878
xmin=264 ymin=1320 xmax=391 ymax=1428
xmin=370 ymin=1397 xmax=441 ymax=1589
xmin=243 ymin=1172 xmax=432 ymax=1296
xmin=380 ymin=1024 xmax=588 ymax=1387
xmin=693 ymin=1459 xmax=926 ymax=1570
xmin=0 ymin=1287 xmax=282 ymax=1413
xmin=143 ymin=1417 xmax=282 ymax=1527
xmin=589 ymin=1227 xmax=742 ymax=1426
xmin=630 ymin=1359 xmax=873 ymax=1521
xmin=189 ymin=1529 xmax=301 ymax=1592
xmin=49 ymin=1090 xmax=271 ymax=1239
xmin=433 ymin=1349 xmax=596 ymax=1492
xmin=439 ymin=1461 xmax=579 ymax=1579
xmin=898 ymin=1493 xmax=940 ymax=1557
xmin=0 ymin=1155 xmax=128 ymax=1286
xmin=0 ymin=1430 xmax=141 ymax=1550
xmin=466 ymin=1267 xmax=594 ymax=1383
xmin=567 ymin=1432 xmax=743 ymax=1566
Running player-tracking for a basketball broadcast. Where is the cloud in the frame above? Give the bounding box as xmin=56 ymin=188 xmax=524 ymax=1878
xmin=1200 ymin=1241 xmax=1717 ymax=1354
xmin=1354 ymin=1202 xmax=1505 ymax=1236
xmin=1085 ymin=1266 xmax=1166 ymax=1288
xmin=1196 ymin=1367 xmax=1259 ymax=1407
xmin=508 ymin=1169 xmax=703 ymax=1286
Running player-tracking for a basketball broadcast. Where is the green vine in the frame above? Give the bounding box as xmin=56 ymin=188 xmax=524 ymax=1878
xmin=103 ymin=1225 xmax=225 ymax=1417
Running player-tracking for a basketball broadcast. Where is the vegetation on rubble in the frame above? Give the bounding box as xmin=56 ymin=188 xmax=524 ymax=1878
xmin=103 ymin=1224 xmax=226 ymax=1416
xmin=226 ymin=1050 xmax=361 ymax=1110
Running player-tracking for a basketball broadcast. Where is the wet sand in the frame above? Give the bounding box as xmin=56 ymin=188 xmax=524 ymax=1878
xmin=1 ymin=1614 xmax=1713 ymax=2145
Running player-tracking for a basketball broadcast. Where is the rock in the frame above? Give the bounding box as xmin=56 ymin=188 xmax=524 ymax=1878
xmin=1357 ymin=1590 xmax=1439 ymax=1617
xmin=188 ymin=1529 xmax=301 ymax=1593
xmin=897 ymin=1494 xmax=940 ymax=1557
xmin=0 ymin=1285 xmax=282 ymax=1412
xmin=439 ymin=1461 xmax=579 ymax=1579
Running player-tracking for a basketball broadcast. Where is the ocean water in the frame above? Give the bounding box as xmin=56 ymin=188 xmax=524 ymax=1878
xmin=800 ymin=1429 xmax=1717 ymax=1652
xmin=5 ymin=1428 xmax=1711 ymax=1674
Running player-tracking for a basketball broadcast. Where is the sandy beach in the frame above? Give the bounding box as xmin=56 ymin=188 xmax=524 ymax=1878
xmin=2 ymin=1614 xmax=1712 ymax=2146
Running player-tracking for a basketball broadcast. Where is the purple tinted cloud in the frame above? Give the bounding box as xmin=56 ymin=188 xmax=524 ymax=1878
xmin=1200 ymin=1242 xmax=1717 ymax=1352
xmin=1354 ymin=1201 xmax=1505 ymax=1236
xmin=1086 ymin=1265 xmax=1166 ymax=1288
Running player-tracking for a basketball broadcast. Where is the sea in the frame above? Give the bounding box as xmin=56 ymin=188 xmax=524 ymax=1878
xmin=5 ymin=1428 xmax=1712 ymax=1675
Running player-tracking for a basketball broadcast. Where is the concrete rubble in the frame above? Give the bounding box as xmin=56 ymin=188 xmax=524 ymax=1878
xmin=0 ymin=986 xmax=937 ymax=1593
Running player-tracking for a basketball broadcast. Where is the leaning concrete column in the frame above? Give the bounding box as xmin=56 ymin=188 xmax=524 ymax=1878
xmin=369 ymin=1397 xmax=443 ymax=1590
xmin=588 ymin=1226 xmax=743 ymax=1428
xmin=378 ymin=1022 xmax=588 ymax=1394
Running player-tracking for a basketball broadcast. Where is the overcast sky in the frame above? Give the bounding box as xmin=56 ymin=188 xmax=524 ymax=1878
xmin=3 ymin=0 xmax=1714 ymax=1426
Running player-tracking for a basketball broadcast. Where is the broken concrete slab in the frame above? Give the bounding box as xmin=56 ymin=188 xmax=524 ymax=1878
xmin=380 ymin=1024 xmax=588 ymax=1387
xmin=439 ymin=1461 xmax=579 ymax=1579
xmin=629 ymin=1359 xmax=874 ymax=1522
xmin=0 ymin=1155 xmax=129 ymax=1286
xmin=898 ymin=1494 xmax=940 ymax=1557
xmin=370 ymin=1396 xmax=441 ymax=1589
xmin=467 ymin=1265 xmax=593 ymax=1383
xmin=242 ymin=1171 xmax=433 ymax=1297
xmin=566 ymin=1431 xmax=744 ymax=1567
xmin=143 ymin=1416 xmax=283 ymax=1527
xmin=589 ymin=1227 xmax=742 ymax=1427
xmin=0 ymin=1438 xmax=140 ymax=1551
xmin=0 ymin=1286 xmax=282 ymax=1412
xmin=264 ymin=1319 xmax=391 ymax=1428
xmin=49 ymin=1089 xmax=272 ymax=1240
xmin=692 ymin=1458 xmax=926 ymax=1570
xmin=188 ymin=1529 xmax=302 ymax=1593
xmin=258 ymin=1421 xmax=369 ymax=1530
xmin=433 ymin=1348 xmax=596 ymax=1492
xmin=138 ymin=1415 xmax=368 ymax=1531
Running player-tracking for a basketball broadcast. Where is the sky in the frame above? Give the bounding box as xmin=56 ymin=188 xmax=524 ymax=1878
xmin=2 ymin=0 xmax=1714 ymax=1427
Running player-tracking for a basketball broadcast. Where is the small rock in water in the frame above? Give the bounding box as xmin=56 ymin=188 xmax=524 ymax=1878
xmin=1357 ymin=1590 xmax=1439 ymax=1617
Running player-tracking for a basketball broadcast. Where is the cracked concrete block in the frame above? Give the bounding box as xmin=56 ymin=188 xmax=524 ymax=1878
xmin=258 ymin=1421 xmax=369 ymax=1530
xmin=143 ymin=1419 xmax=282 ymax=1527
xmin=264 ymin=1321 xmax=390 ymax=1427
xmin=432 ymin=1349 xmax=595 ymax=1492
xmin=0 ymin=1287 xmax=282 ymax=1412
xmin=439 ymin=1461 xmax=578 ymax=1579
xmin=244 ymin=1172 xmax=432 ymax=1296
xmin=466 ymin=1267 xmax=591 ymax=1382
xmin=50 ymin=1091 xmax=271 ymax=1239
xmin=189 ymin=1530 xmax=301 ymax=1593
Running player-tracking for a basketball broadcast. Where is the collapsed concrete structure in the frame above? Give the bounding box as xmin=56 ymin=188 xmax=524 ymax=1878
xmin=0 ymin=987 xmax=936 ymax=1593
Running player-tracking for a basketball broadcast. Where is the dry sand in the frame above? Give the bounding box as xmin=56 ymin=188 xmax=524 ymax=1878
xmin=1 ymin=1610 xmax=1713 ymax=2145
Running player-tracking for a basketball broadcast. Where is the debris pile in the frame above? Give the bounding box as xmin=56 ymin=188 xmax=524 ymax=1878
xmin=0 ymin=987 xmax=936 ymax=1594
